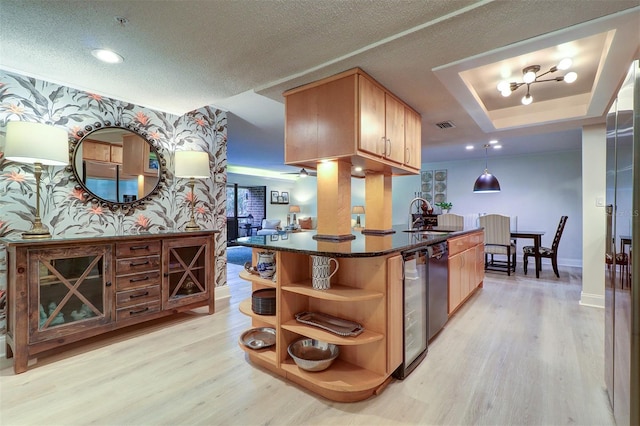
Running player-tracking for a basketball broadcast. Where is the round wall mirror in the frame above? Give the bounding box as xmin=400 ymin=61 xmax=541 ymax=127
xmin=68 ymin=122 xmax=166 ymax=212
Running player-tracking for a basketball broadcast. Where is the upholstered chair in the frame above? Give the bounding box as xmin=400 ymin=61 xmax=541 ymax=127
xmin=479 ymin=214 xmax=516 ymax=275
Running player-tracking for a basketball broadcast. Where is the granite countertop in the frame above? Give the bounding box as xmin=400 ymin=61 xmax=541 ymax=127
xmin=235 ymin=225 xmax=481 ymax=257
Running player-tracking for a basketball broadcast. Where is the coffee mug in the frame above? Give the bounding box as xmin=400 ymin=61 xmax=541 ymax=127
xmin=311 ymin=255 xmax=339 ymax=290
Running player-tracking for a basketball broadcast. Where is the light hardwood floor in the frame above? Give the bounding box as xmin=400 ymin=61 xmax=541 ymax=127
xmin=0 ymin=264 xmax=614 ymax=425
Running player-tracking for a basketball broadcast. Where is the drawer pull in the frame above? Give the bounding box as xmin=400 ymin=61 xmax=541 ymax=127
xmin=129 ymin=291 xmax=150 ymax=299
xmin=130 ymin=245 xmax=150 ymax=251
xmin=129 ymin=260 xmax=150 ymax=267
xmin=129 ymin=276 xmax=150 ymax=283
xmin=106 ymin=281 xmax=112 ymax=287
xmin=129 ymin=307 xmax=150 ymax=315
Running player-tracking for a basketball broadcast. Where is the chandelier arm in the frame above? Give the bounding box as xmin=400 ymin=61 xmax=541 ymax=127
xmin=531 ymin=77 xmax=564 ymax=83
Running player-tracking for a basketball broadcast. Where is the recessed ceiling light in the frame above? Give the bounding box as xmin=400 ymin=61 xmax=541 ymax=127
xmin=493 ymin=145 xmax=502 ymax=149
xmin=465 ymin=145 xmax=474 ymax=150
xmin=489 ymin=140 xmax=498 ymax=145
xmin=91 ymin=49 xmax=124 ymax=64
xmin=354 ymin=166 xmax=363 ymax=172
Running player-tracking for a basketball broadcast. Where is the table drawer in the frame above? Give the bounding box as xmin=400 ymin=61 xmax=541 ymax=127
xmin=116 ymin=285 xmax=161 ymax=308
xmin=116 ymin=270 xmax=161 ymax=291
xmin=116 ymin=255 xmax=160 ymax=275
xmin=116 ymin=300 xmax=161 ymax=322
xmin=116 ymin=241 xmax=161 ymax=258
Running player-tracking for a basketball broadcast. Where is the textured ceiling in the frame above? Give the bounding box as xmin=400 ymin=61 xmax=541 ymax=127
xmin=1 ymin=0 xmax=639 ymax=173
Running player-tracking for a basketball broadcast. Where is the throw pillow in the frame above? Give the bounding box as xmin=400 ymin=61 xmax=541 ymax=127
xmin=264 ymin=219 xmax=281 ymax=229
xmin=298 ymin=217 xmax=312 ymax=230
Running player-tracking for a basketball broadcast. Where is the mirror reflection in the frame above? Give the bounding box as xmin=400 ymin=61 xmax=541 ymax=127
xmin=72 ymin=126 xmax=161 ymax=205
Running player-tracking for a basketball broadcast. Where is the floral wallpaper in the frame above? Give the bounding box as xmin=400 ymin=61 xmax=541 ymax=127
xmin=0 ymin=70 xmax=228 ymax=288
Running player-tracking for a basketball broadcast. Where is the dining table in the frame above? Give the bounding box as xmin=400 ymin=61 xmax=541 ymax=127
xmin=511 ymin=230 xmax=546 ymax=278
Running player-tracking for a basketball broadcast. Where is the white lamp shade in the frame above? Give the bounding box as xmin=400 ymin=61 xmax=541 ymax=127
xmin=175 ymin=151 xmax=210 ymax=178
xmin=4 ymin=121 xmax=69 ymax=166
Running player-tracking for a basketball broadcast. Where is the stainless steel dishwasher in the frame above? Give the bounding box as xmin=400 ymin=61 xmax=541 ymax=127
xmin=427 ymin=242 xmax=448 ymax=340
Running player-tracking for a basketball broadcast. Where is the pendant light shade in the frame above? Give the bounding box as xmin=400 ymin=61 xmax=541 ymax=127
xmin=473 ymin=171 xmax=501 ymax=193
xmin=473 ymin=144 xmax=501 ymax=193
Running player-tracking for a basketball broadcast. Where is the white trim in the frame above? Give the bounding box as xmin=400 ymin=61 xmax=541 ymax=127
xmin=215 ymin=285 xmax=231 ymax=311
xmin=0 ymin=335 xmax=4 ymax=358
xmin=579 ymin=291 xmax=605 ymax=309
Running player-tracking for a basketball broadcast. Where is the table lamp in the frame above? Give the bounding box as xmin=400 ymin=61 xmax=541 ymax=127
xmin=4 ymin=121 xmax=69 ymax=239
xmin=175 ymin=150 xmax=210 ymax=231
xmin=352 ymin=206 xmax=365 ymax=228
xmin=289 ymin=205 xmax=301 ymax=224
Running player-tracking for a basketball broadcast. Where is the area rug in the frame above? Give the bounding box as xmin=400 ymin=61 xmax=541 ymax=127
xmin=227 ymin=246 xmax=253 ymax=266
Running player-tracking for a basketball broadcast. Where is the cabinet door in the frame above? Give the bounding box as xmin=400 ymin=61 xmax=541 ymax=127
xmin=358 ymin=75 xmax=386 ymax=156
xmin=384 ymin=94 xmax=405 ymax=164
xmin=404 ymin=107 xmax=421 ymax=169
xmin=387 ymin=255 xmax=403 ymax=373
xmin=83 ymin=140 xmax=111 ymax=162
xmin=162 ymin=237 xmax=211 ymax=310
xmin=285 ymin=86 xmax=319 ymax=163
xmin=448 ymin=253 xmax=463 ymax=314
xmin=28 ymin=245 xmax=113 ymax=343
xmin=475 ymin=243 xmax=484 ymax=289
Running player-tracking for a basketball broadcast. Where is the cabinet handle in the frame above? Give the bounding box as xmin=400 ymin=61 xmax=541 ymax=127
xmin=105 ymin=281 xmax=112 ymax=287
xmin=406 ymin=147 xmax=410 ymax=163
xmin=129 ymin=291 xmax=149 ymax=299
xmin=129 ymin=307 xmax=149 ymax=315
xmin=385 ymin=138 xmax=391 ymax=157
xmin=130 ymin=276 xmax=150 ymax=283
xmin=129 ymin=260 xmax=150 ymax=267
xmin=163 ymin=272 xmax=169 ymax=277
xmin=380 ymin=136 xmax=386 ymax=156
xmin=130 ymin=245 xmax=149 ymax=251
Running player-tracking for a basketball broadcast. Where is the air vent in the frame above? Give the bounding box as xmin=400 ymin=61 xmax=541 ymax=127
xmin=435 ymin=121 xmax=455 ymax=129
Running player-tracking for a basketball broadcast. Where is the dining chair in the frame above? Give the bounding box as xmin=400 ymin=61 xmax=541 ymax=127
xmin=437 ymin=213 xmax=463 ymax=228
xmin=523 ymin=215 xmax=568 ymax=278
xmin=479 ymin=214 xmax=516 ymax=275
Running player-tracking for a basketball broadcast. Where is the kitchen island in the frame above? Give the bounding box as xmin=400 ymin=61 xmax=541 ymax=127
xmin=235 ymin=226 xmax=483 ymax=402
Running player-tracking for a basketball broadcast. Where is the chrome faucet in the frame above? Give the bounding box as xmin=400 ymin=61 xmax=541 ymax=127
xmin=408 ymin=197 xmax=432 ymax=230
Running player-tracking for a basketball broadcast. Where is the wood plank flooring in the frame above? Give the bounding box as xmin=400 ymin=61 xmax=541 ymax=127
xmin=0 ymin=265 xmax=614 ymax=425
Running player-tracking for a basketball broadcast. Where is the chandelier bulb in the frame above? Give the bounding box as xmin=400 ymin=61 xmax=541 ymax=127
xmin=557 ymin=58 xmax=572 ymax=70
xmin=564 ymin=71 xmax=577 ymax=83
xmin=522 ymin=93 xmax=533 ymax=105
xmin=523 ymin=70 xmax=536 ymax=84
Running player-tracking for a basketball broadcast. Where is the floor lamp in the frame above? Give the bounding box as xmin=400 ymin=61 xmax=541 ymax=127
xmin=4 ymin=121 xmax=69 ymax=239
xmin=174 ymin=151 xmax=210 ymax=231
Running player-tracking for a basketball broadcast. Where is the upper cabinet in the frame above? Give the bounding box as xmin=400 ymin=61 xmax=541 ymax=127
xmin=284 ymin=68 xmax=421 ymax=176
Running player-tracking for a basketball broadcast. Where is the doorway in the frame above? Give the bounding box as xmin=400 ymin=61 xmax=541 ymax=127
xmin=226 ymin=184 xmax=266 ymax=245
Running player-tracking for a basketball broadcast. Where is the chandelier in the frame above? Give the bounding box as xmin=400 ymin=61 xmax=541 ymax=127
xmin=497 ymin=58 xmax=577 ymax=105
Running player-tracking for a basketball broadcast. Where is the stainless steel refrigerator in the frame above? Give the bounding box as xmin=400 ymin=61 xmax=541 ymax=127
xmin=605 ymin=59 xmax=639 ymax=426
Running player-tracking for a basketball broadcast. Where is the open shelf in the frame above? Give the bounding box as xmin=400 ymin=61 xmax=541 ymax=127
xmin=238 ymin=341 xmax=277 ymax=365
xmin=238 ymin=270 xmax=277 ymax=287
xmin=281 ymin=320 xmax=383 ymax=345
xmin=239 ymin=299 xmax=276 ymax=326
xmin=281 ymin=357 xmax=385 ymax=392
xmin=282 ymin=281 xmax=383 ymax=301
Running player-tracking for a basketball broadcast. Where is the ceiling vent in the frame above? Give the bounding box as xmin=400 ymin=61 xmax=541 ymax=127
xmin=435 ymin=121 xmax=455 ymax=129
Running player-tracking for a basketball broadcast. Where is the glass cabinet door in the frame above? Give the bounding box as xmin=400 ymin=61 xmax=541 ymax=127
xmin=163 ymin=237 xmax=210 ymax=310
xmin=29 ymin=245 xmax=112 ymax=343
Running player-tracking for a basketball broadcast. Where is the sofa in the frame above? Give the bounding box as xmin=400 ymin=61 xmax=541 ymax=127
xmin=256 ymin=219 xmax=281 ymax=236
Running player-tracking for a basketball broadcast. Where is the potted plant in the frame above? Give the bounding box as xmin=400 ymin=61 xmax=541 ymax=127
xmin=435 ymin=201 xmax=453 ymax=214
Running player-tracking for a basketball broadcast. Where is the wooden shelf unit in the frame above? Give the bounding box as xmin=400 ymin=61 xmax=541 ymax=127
xmin=238 ymin=249 xmax=399 ymax=402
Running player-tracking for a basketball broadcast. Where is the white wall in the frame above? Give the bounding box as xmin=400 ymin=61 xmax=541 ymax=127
xmin=392 ymin=149 xmax=584 ymax=267
xmin=581 ymin=124 xmax=607 ymax=308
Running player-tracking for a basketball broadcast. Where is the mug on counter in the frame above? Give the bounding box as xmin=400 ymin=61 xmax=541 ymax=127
xmin=311 ymin=255 xmax=339 ymax=290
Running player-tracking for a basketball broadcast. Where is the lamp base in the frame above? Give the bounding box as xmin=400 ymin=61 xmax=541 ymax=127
xmin=22 ymin=223 xmax=52 ymax=239
xmin=185 ymin=219 xmax=201 ymax=231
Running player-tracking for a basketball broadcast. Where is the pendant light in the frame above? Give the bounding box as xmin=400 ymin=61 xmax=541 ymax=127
xmin=473 ymin=144 xmax=501 ymax=193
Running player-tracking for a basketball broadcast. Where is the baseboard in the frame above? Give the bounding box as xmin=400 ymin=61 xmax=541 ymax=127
xmin=579 ymin=291 xmax=604 ymax=309
xmin=215 ymin=284 xmax=231 ymax=311
xmin=0 ymin=335 xmax=5 ymax=358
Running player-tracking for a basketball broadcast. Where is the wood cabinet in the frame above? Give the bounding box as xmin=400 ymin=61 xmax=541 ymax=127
xmin=82 ymin=140 xmax=123 ymax=164
xmin=284 ymin=68 xmax=421 ymax=176
xmin=122 ymin=133 xmax=157 ymax=176
xmin=238 ymin=249 xmax=399 ymax=402
xmin=448 ymin=230 xmax=484 ymax=315
xmin=2 ymin=231 xmax=216 ymax=373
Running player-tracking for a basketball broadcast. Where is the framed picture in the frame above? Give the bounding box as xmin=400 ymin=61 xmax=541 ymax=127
xmin=270 ymin=191 xmax=279 ymax=204
xmin=281 ymin=192 xmax=289 ymax=204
